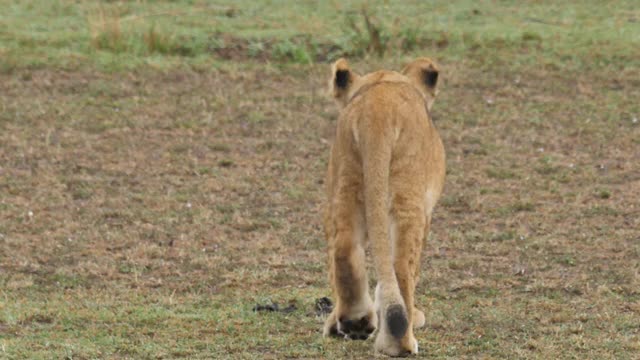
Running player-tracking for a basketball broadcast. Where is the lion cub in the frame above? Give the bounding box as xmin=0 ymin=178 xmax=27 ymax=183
xmin=322 ymin=58 xmax=445 ymax=356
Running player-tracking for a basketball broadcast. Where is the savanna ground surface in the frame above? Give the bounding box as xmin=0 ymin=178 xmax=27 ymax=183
xmin=1 ymin=1 xmax=639 ymax=359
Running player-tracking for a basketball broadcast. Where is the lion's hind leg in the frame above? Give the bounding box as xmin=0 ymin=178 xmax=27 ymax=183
xmin=374 ymin=195 xmax=426 ymax=355
xmin=323 ymin=201 xmax=377 ymax=340
xmin=411 ymin=215 xmax=433 ymax=330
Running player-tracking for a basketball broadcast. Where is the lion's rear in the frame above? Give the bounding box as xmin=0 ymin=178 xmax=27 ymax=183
xmin=324 ymin=57 xmax=444 ymax=357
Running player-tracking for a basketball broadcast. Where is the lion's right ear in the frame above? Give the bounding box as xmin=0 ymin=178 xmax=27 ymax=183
xmin=329 ymin=58 xmax=358 ymax=107
xmin=402 ymin=57 xmax=440 ymax=111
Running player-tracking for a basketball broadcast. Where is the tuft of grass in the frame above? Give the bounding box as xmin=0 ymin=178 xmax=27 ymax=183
xmin=86 ymin=6 xmax=196 ymax=57
xmin=486 ymin=167 xmax=519 ymax=180
xmin=511 ymin=201 xmax=535 ymax=212
xmin=87 ymin=5 xmax=125 ymax=53
xmin=596 ymin=188 xmax=611 ymax=199
xmin=339 ymin=7 xmax=410 ymax=58
xmin=143 ymin=23 xmax=173 ymax=55
xmin=272 ymin=39 xmax=312 ymax=64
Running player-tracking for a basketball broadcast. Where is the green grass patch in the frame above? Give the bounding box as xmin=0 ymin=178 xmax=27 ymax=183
xmin=1 ymin=0 xmax=639 ymax=70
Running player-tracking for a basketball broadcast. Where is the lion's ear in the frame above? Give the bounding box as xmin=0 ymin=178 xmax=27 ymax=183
xmin=402 ymin=57 xmax=440 ymax=111
xmin=329 ymin=58 xmax=358 ymax=107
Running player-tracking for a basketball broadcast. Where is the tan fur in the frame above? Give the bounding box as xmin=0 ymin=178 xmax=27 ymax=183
xmin=322 ymin=58 xmax=445 ymax=357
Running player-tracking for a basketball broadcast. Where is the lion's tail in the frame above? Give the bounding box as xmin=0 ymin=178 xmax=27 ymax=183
xmin=360 ymin=121 xmax=408 ymax=340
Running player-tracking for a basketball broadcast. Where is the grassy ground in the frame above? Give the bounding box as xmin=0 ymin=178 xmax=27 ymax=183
xmin=1 ymin=1 xmax=639 ymax=359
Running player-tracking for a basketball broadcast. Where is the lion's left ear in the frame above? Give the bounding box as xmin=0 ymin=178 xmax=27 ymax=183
xmin=329 ymin=58 xmax=359 ymax=107
xmin=402 ymin=57 xmax=440 ymax=111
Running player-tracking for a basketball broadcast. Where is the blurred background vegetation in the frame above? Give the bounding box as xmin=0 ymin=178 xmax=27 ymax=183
xmin=1 ymin=0 xmax=639 ymax=71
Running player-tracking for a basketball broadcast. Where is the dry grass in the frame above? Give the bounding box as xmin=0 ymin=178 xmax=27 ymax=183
xmin=1 ymin=57 xmax=639 ymax=358
xmin=86 ymin=5 xmax=124 ymax=52
xmin=85 ymin=3 xmax=189 ymax=56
